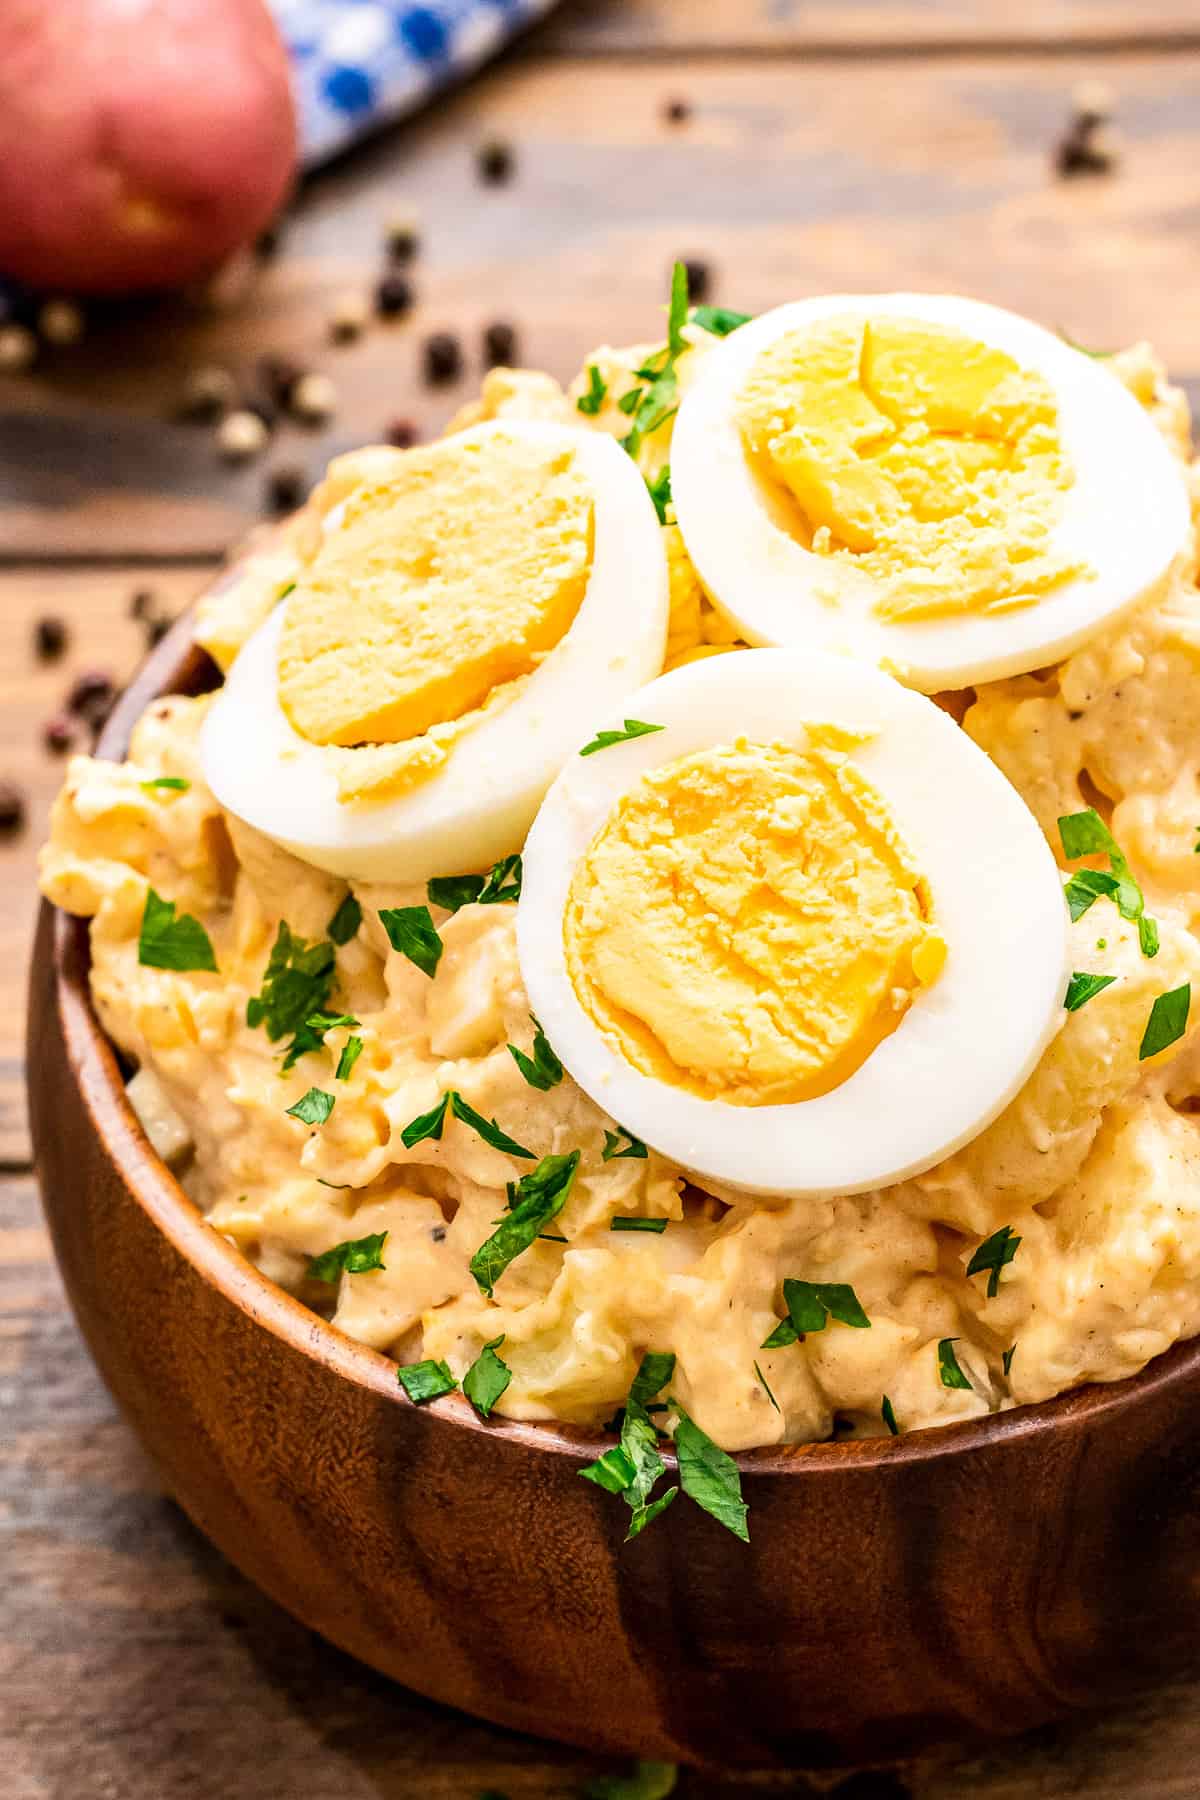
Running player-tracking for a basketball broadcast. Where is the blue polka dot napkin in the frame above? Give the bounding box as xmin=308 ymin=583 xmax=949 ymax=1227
xmin=270 ymin=0 xmax=557 ymax=165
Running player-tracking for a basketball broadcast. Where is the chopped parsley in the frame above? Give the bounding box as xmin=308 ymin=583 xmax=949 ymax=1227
xmin=335 ymin=1035 xmax=364 ymax=1081
xmin=306 ymin=1231 xmax=387 ymax=1283
xmin=1139 ymin=982 xmax=1191 ymax=1060
xmin=379 ymin=904 xmax=443 ymax=977
xmin=580 ymin=719 xmax=666 ymax=757
xmin=761 ymin=1277 xmax=871 ymax=1346
xmin=691 ymin=305 xmax=752 ymax=337
xmin=463 ymin=1336 xmax=512 ymax=1419
xmin=286 ymin=1086 xmax=335 ymax=1126
xmin=1194 ymin=826 xmax=1200 ymax=855
xmin=576 ymin=363 xmax=608 ymax=416
xmin=1058 ymin=808 xmax=1158 ymax=957
xmin=581 ymin=1354 xmax=677 ymax=1539
xmin=447 ymin=1091 xmax=534 ymax=1158
xmin=616 ymin=262 xmax=690 ymax=458
xmin=602 ymin=1126 xmax=648 ymax=1161
xmin=881 ymin=1395 xmax=900 ymax=1436
xmin=1064 ymin=970 xmax=1117 ymax=1012
xmin=1057 ymin=327 xmax=1113 ymax=359
xmin=140 ymin=775 xmax=190 ymax=793
xmin=397 ymin=1359 xmax=457 ymax=1405
xmin=754 ymin=1361 xmax=780 ymax=1413
xmin=400 ymin=1092 xmax=450 ymax=1148
xmin=630 ymin=1351 xmax=676 ymax=1407
xmin=507 ymin=1016 xmax=564 ymax=1090
xmin=673 ymin=1404 xmax=749 ymax=1542
xmin=246 ymin=921 xmax=335 ymax=1065
xmin=965 ymin=1224 xmax=1022 ymax=1298
xmin=1003 ymin=1344 xmax=1017 ymax=1377
xmin=470 ymin=1151 xmax=580 ymax=1296
xmin=645 ymin=465 xmax=672 ymax=524
xmin=427 ymin=853 xmax=522 ymax=914
xmin=611 ymin=1217 xmax=668 ymax=1233
xmin=278 ymin=580 xmax=296 ymax=599
xmin=937 ymin=1338 xmax=972 ymax=1391
xmin=138 ymin=888 xmax=218 ymax=973
xmin=327 ymin=893 xmax=362 ymax=945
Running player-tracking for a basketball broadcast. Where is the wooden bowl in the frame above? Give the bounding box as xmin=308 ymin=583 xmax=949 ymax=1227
xmin=27 ymin=605 xmax=1200 ymax=1770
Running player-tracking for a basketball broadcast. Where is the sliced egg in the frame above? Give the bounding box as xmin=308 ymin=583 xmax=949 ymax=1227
xmin=201 ymin=421 xmax=669 ymax=883
xmin=671 ymin=294 xmax=1189 ymax=692
xmin=518 ymin=649 xmax=1068 ymax=1198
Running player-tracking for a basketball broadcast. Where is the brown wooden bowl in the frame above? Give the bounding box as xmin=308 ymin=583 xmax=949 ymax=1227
xmin=27 ymin=599 xmax=1200 ymax=1770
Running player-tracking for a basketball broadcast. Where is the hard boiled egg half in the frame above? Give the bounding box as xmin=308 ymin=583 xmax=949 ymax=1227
xmin=671 ymin=294 xmax=1189 ymax=692
xmin=201 ymin=420 xmax=668 ymax=882
xmin=518 ymin=650 xmax=1068 ymax=1197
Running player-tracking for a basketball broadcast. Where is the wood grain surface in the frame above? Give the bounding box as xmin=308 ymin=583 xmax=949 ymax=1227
xmin=4 ymin=1 xmax=1200 ymax=1792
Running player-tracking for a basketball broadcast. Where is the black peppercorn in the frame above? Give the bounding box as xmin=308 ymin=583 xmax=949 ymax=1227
xmin=385 ymin=220 xmax=420 ymax=263
xmin=0 ymin=780 xmax=26 ymax=836
xmin=67 ymin=670 xmax=117 ymax=731
xmin=477 ymin=138 xmax=514 ymax=185
xmin=129 ymin=588 xmax=156 ymax=622
xmin=43 ymin=714 xmax=75 ymax=755
xmin=423 ymin=331 xmax=464 ymax=385
xmin=682 ymin=258 xmax=711 ymax=303
xmin=385 ymin=417 xmax=419 ymax=449
xmin=146 ymin=616 xmax=174 ymax=648
xmin=375 ymin=272 xmax=415 ymax=320
xmin=34 ymin=615 xmax=68 ymax=661
xmin=664 ymin=96 xmax=691 ymax=124
xmin=483 ymin=320 xmax=518 ymax=367
xmin=266 ymin=465 xmax=307 ymax=516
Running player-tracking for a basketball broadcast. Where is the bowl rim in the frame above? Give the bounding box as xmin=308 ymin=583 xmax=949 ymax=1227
xmin=43 ymin=599 xmax=1200 ymax=1480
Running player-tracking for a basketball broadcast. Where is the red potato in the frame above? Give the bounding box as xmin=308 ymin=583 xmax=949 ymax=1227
xmin=0 ymin=0 xmax=298 ymax=293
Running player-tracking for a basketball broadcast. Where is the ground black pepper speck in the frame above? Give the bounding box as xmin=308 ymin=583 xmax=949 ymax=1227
xmin=682 ymin=258 xmax=711 ymax=302
xmin=385 ymin=417 xmax=419 ymax=449
xmin=0 ymin=781 xmax=26 ymax=835
xmin=483 ymin=320 xmax=518 ymax=367
xmin=423 ymin=331 xmax=464 ymax=384
xmin=477 ymin=138 xmax=514 ymax=184
xmin=34 ymin=615 xmax=68 ymax=660
xmin=375 ymin=273 xmax=415 ymax=319
xmin=43 ymin=715 xmax=75 ymax=755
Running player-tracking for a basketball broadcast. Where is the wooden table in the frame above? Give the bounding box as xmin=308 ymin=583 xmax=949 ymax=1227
xmin=5 ymin=4 xmax=1200 ymax=1793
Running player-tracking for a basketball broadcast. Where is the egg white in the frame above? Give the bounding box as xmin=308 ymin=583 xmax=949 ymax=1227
xmin=518 ymin=649 xmax=1069 ymax=1198
xmin=200 ymin=421 xmax=669 ymax=884
xmin=671 ymin=293 xmax=1190 ymax=693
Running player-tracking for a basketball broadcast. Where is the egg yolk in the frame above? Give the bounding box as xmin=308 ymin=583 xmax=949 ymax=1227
xmin=563 ymin=738 xmax=946 ymax=1107
xmin=736 ymin=316 xmax=1084 ymax=623
xmin=278 ymin=432 xmax=594 ymax=748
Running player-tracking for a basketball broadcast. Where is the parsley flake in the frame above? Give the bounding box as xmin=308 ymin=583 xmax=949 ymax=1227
xmin=762 ymin=1277 xmax=871 ymax=1346
xmin=937 ymin=1338 xmax=972 ymax=1391
xmin=463 ymin=1336 xmax=512 ymax=1419
xmin=400 ymin=1091 xmax=450 ymax=1148
xmin=1003 ymin=1344 xmax=1017 ymax=1377
xmin=576 ymin=363 xmax=608 ymax=416
xmin=691 ymin=305 xmax=752 ymax=337
xmin=335 ymin=1035 xmax=364 ymax=1081
xmin=508 ymin=1016 xmax=564 ymax=1091
xmin=397 ymin=1360 xmax=457 ymax=1405
xmin=613 ymin=263 xmax=691 ymax=460
xmin=470 ymin=1151 xmax=580 ymax=1296
xmin=286 ymin=1087 xmax=335 ymax=1126
xmin=1065 ymin=970 xmax=1117 ymax=1012
xmin=138 ymin=888 xmax=218 ymax=974
xmin=602 ymin=1126 xmax=649 ymax=1161
xmin=246 ymin=921 xmax=335 ymax=1066
xmin=580 ymin=720 xmax=666 ymax=757
xmin=306 ymin=1231 xmax=387 ymax=1283
xmin=882 ymin=1395 xmax=900 ymax=1436
xmin=1139 ymin=982 xmax=1191 ymax=1061
xmin=645 ymin=466 xmax=672 ymax=524
xmin=379 ymin=904 xmax=443 ymax=976
xmin=1057 ymin=327 xmax=1113 ymax=359
xmin=754 ymin=1361 xmax=780 ymax=1413
xmin=630 ymin=1351 xmax=676 ymax=1407
xmin=140 ymin=776 xmax=190 ymax=794
xmin=427 ymin=854 xmax=522 ymax=914
xmin=278 ymin=580 xmax=296 ymax=599
xmin=965 ymin=1224 xmax=1022 ymax=1298
xmin=672 ymin=1404 xmax=749 ymax=1542
xmin=448 ymin=1091 xmax=534 ymax=1159
xmin=327 ymin=893 xmax=362 ymax=945
xmin=1058 ymin=809 xmax=1157 ymax=956
xmin=611 ymin=1217 xmax=668 ymax=1233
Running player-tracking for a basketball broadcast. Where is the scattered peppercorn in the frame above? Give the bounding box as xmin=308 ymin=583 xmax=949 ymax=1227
xmin=33 ymin=616 xmax=68 ymax=661
xmin=0 ymin=324 xmax=37 ymax=374
xmin=266 ymin=465 xmax=307 ymax=515
xmin=385 ymin=417 xmax=419 ymax=449
xmin=129 ymin=588 xmax=156 ymax=622
xmin=43 ymin=715 xmax=75 ymax=755
xmin=483 ymin=320 xmax=518 ymax=367
xmin=375 ymin=272 xmax=415 ymax=320
xmin=290 ymin=372 xmax=338 ymax=426
xmin=0 ymin=781 xmax=26 ymax=837
xmin=179 ymin=364 xmax=236 ymax=423
xmin=682 ymin=258 xmax=712 ymax=303
xmin=146 ymin=615 xmax=175 ymax=648
xmin=477 ymin=137 xmax=515 ymax=185
xmin=38 ymin=299 xmax=85 ymax=346
xmin=422 ymin=331 xmax=464 ymax=385
xmin=1055 ymin=84 xmax=1119 ymax=177
xmin=258 ymin=354 xmax=303 ymax=410
xmin=664 ymin=96 xmax=691 ymax=124
xmin=384 ymin=213 xmax=420 ymax=262
xmin=67 ymin=670 xmax=117 ymax=731
xmin=254 ymin=220 xmax=284 ymax=260
xmin=329 ymin=292 xmax=370 ymax=344
xmin=217 ymin=409 xmax=270 ymax=462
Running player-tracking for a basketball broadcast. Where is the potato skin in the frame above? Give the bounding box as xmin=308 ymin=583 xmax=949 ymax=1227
xmin=0 ymin=0 xmax=297 ymax=293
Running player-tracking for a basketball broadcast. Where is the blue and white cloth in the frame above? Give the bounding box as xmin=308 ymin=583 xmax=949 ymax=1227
xmin=270 ymin=0 xmax=557 ymax=164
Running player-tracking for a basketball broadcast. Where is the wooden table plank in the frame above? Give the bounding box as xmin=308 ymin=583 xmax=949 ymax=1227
xmin=0 ymin=569 xmax=215 ymax=1165
xmin=3 ymin=48 xmax=1199 ymax=558
xmin=4 ymin=1164 xmax=1200 ymax=1799
xmin=537 ymin=0 xmax=1200 ymax=53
